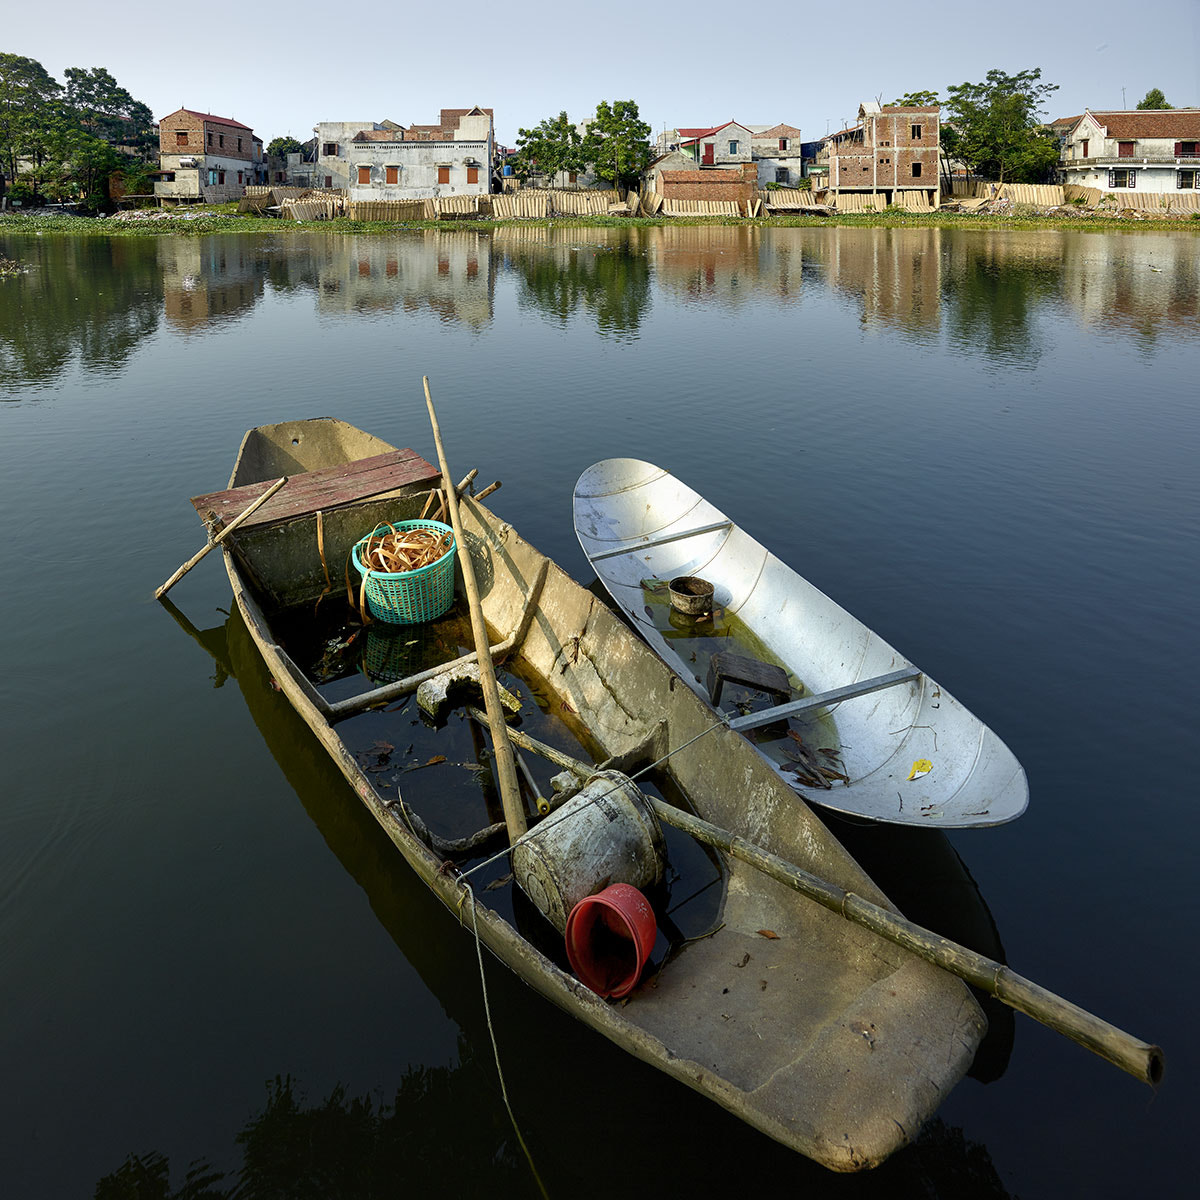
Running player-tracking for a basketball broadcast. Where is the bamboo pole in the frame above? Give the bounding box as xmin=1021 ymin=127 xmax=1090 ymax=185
xmin=495 ymin=724 xmax=1164 ymax=1085
xmin=155 ymin=476 xmax=287 ymax=599
xmin=423 ymin=377 xmax=527 ymax=842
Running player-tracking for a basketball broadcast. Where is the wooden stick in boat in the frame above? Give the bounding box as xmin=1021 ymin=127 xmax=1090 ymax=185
xmin=494 ymin=723 xmax=1164 ymax=1086
xmin=475 ymin=480 xmax=502 ymax=502
xmin=423 ymin=377 xmax=527 ymax=843
xmin=455 ymin=468 xmax=478 ymax=497
xmin=155 ymin=476 xmax=287 ymax=599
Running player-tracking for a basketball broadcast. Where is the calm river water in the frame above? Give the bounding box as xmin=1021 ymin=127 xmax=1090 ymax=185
xmin=1 ymin=221 xmax=1196 ymax=1198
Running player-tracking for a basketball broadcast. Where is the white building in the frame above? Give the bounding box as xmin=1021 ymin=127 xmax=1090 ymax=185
xmin=315 ymin=108 xmax=494 ymax=199
xmin=1062 ymin=110 xmax=1200 ymax=195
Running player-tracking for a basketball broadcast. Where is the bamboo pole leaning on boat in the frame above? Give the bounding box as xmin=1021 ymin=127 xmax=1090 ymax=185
xmin=493 ymin=721 xmax=1164 ymax=1087
xmin=155 ymin=475 xmax=288 ymax=599
xmin=423 ymin=377 xmax=527 ymax=843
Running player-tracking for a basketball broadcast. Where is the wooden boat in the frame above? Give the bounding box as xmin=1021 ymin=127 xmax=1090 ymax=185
xmin=572 ymin=459 xmax=1028 ymax=828
xmin=186 ymin=417 xmax=991 ymax=1171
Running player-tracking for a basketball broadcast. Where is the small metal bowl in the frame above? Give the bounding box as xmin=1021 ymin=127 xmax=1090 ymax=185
xmin=668 ymin=575 xmax=714 ymax=615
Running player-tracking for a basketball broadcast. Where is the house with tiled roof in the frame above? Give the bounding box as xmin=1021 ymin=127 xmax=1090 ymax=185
xmin=154 ymin=108 xmax=261 ymax=204
xmin=1061 ymin=109 xmax=1200 ymax=195
xmin=315 ymin=108 xmax=494 ymax=198
xmin=749 ymin=123 xmax=805 ymax=187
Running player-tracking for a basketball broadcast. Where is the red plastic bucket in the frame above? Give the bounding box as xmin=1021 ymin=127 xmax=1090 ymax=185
xmin=565 ymin=883 xmax=657 ymax=1000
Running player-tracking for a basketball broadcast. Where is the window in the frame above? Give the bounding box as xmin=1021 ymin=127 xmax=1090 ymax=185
xmin=357 ymin=165 xmax=371 ymax=184
xmin=1175 ymin=141 xmax=1198 ymax=156
xmin=437 ymin=165 xmax=450 ymax=184
xmin=779 ymin=138 xmax=788 ymax=150
xmin=729 ymin=140 xmax=739 ymax=154
xmin=207 ymin=133 xmax=213 ymax=147
xmin=1080 ymin=138 xmax=1089 ymax=158
xmin=775 ymin=167 xmax=789 ymax=183
xmin=237 ymin=137 xmax=243 ymax=151
xmin=1108 ymin=168 xmax=1137 ymax=188
xmin=325 ymin=176 xmax=332 ymax=188
xmin=911 ymin=124 xmax=922 ymax=140
xmin=323 ymin=142 xmax=338 ymax=157
xmin=275 ymin=171 xmax=284 ymax=182
xmin=1118 ymin=141 xmax=1135 ymax=158
xmin=237 ymin=171 xmax=243 ymax=185
xmin=385 ymin=165 xmax=399 ymax=183
xmin=467 ymin=166 xmax=479 ymax=184
xmin=175 ymin=130 xmax=188 ymax=146
xmin=219 ymin=134 xmax=224 ymax=148
xmin=1178 ymin=169 xmax=1198 ymax=189
xmin=208 ymin=169 xmax=217 ymax=185
xmin=911 ymin=161 xmax=922 ymax=177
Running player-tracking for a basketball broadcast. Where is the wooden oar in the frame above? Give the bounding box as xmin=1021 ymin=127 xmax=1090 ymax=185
xmin=423 ymin=377 xmax=527 ymax=843
xmin=494 ymin=722 xmax=1164 ymax=1086
xmin=155 ymin=475 xmax=287 ymax=599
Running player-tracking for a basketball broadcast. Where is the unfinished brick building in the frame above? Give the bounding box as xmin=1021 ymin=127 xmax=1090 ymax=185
xmin=828 ymin=102 xmax=940 ymax=210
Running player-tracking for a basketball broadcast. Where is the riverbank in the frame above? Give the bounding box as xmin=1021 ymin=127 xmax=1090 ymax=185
xmin=4 ymin=203 xmax=1199 ymax=237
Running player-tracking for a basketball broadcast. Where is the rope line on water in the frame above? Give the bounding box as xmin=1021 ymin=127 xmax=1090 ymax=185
xmin=458 ymin=881 xmax=550 ymax=1200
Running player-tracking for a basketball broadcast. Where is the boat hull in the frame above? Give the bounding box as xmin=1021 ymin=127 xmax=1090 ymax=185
xmin=573 ymin=458 xmax=1028 ymax=828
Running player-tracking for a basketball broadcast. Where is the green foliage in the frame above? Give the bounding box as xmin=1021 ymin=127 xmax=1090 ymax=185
xmin=266 ymin=136 xmax=302 ymax=160
xmin=1136 ymin=88 xmax=1172 ymax=110
xmin=944 ymin=68 xmax=1060 ymax=182
xmin=512 ymin=111 xmax=586 ymax=183
xmin=582 ymin=99 xmax=652 ymax=192
xmin=0 ymin=54 xmax=156 ymax=207
xmin=892 ymin=90 xmax=940 ymax=108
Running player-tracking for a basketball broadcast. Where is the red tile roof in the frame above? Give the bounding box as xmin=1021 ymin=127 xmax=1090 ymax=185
xmin=170 ymin=108 xmax=253 ymax=131
xmin=1086 ymin=109 xmax=1200 ymax=138
xmin=754 ymin=123 xmax=803 ymax=139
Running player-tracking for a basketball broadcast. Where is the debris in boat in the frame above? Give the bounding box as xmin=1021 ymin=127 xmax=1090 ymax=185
xmin=757 ymin=929 xmax=780 ymax=940
xmin=735 ymin=953 xmax=751 ymax=968
xmin=641 ymin=578 xmax=669 ymax=595
xmin=908 ymin=759 xmax=933 ymax=781
xmin=416 ymin=663 xmax=521 ymax=721
xmin=850 ymin=1020 xmax=877 ymax=1049
xmin=485 ymin=873 xmax=513 ymax=891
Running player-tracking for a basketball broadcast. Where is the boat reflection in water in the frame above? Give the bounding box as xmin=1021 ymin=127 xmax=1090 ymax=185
xmin=150 ymin=598 xmax=1014 ymax=1196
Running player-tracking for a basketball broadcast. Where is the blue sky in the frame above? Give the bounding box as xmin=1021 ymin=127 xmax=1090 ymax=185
xmin=6 ymin=1 xmax=1200 ymax=146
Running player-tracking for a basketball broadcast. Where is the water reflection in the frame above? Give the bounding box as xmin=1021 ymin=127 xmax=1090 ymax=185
xmin=0 ymin=234 xmax=161 ymax=394
xmin=3 ymin=224 xmax=1198 ymax=399
xmin=495 ymin=224 xmax=651 ymax=339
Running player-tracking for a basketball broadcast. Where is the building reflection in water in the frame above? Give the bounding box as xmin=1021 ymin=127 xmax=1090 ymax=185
xmin=159 ymin=239 xmax=269 ymax=333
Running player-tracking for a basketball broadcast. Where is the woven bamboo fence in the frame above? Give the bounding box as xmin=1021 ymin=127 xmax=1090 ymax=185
xmin=641 ymin=190 xmax=664 ymax=215
xmin=548 ymin=189 xmax=622 ymax=215
xmin=1075 ymin=187 xmax=1200 ymax=213
xmin=833 ymin=193 xmax=887 ymax=213
xmin=282 ymin=195 xmax=342 ymax=221
xmin=346 ymin=199 xmax=433 ymax=221
xmin=661 ymin=198 xmax=742 ymax=217
xmin=492 ymin=191 xmax=550 ymax=219
xmin=760 ymin=188 xmax=814 ymax=210
xmin=897 ymin=191 xmax=934 ymax=212
xmin=952 ymin=182 xmax=1065 ymax=205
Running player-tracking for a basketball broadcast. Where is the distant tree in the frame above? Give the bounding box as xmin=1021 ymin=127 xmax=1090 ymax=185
xmin=1136 ymin=88 xmax=1172 ymax=110
xmin=582 ymin=99 xmax=652 ymax=193
xmin=0 ymin=53 xmax=63 ymax=199
xmin=512 ymin=111 xmax=587 ymax=184
xmin=892 ymin=90 xmax=940 ymax=108
xmin=944 ymin=68 xmax=1060 ymax=182
xmin=267 ymin=136 xmax=302 ymax=160
xmin=63 ymin=66 xmax=155 ymax=153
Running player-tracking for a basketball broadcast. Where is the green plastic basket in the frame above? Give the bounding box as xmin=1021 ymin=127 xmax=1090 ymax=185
xmin=352 ymin=521 xmax=457 ymax=625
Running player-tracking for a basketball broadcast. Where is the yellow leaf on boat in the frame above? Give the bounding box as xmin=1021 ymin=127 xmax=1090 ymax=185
xmin=908 ymin=759 xmax=932 ymax=781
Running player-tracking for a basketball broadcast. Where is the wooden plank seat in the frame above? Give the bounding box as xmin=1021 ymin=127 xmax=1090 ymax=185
xmin=707 ymin=650 xmax=792 ymax=709
xmin=190 ymin=449 xmax=441 ymax=531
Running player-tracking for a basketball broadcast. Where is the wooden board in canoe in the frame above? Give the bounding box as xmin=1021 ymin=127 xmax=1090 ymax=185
xmin=572 ymin=458 xmax=1028 ymax=828
xmin=186 ymin=418 xmax=988 ymax=1171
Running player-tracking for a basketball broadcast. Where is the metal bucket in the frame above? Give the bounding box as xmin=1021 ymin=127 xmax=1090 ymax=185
xmin=512 ymin=771 xmax=664 ymax=932
xmin=668 ymin=575 xmax=714 ymax=615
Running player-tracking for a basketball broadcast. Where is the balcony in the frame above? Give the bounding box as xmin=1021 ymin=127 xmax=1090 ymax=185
xmin=1065 ymin=155 xmax=1200 ymax=168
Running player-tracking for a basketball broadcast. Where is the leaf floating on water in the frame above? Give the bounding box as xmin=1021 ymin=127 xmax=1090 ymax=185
xmin=908 ymin=758 xmax=933 ymax=781
xmin=425 ymin=755 xmax=447 ymax=766
xmin=756 ymin=929 xmax=780 ymax=940
xmin=485 ymin=873 xmax=512 ymax=891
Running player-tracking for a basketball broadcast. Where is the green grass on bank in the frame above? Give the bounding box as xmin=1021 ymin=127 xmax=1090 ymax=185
xmin=3 ymin=203 xmax=1199 ymax=237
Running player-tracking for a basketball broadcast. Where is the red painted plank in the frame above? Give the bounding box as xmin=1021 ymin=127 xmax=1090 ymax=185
xmin=191 ymin=449 xmax=441 ymax=530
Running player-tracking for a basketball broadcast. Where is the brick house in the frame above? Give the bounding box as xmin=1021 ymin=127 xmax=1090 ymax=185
xmin=828 ymin=102 xmax=940 ymax=208
xmin=154 ymin=109 xmax=257 ymax=204
xmin=317 ymin=108 xmax=494 ymax=199
xmin=750 ymin=124 xmax=805 ymax=187
xmin=1061 ymin=110 xmax=1200 ymax=195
